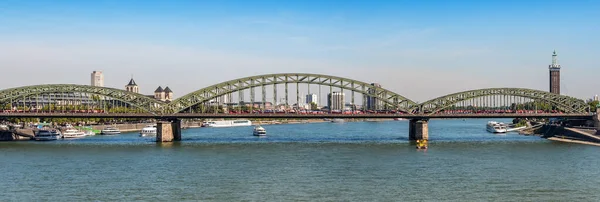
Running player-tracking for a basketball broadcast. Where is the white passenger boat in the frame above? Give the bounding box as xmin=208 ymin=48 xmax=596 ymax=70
xmin=253 ymin=125 xmax=267 ymax=136
xmin=206 ymin=120 xmax=252 ymax=128
xmin=101 ymin=127 xmax=121 ymax=135
xmin=486 ymin=121 xmax=507 ymax=133
xmin=140 ymin=125 xmax=157 ymax=137
xmin=84 ymin=130 xmax=96 ymax=136
xmin=63 ymin=128 xmax=86 ymax=139
xmin=34 ymin=129 xmax=62 ymax=141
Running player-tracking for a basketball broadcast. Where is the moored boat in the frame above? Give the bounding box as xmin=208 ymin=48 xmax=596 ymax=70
xmin=63 ymin=128 xmax=86 ymax=139
xmin=486 ymin=121 xmax=507 ymax=133
xmin=253 ymin=125 xmax=267 ymax=136
xmin=101 ymin=127 xmax=121 ymax=135
xmin=84 ymin=130 xmax=96 ymax=136
xmin=34 ymin=129 xmax=62 ymax=141
xmin=206 ymin=120 xmax=252 ymax=128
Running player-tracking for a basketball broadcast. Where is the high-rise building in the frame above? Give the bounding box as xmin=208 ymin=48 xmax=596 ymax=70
xmin=327 ymin=92 xmax=345 ymax=111
xmin=367 ymin=83 xmax=384 ymax=110
xmin=125 ymin=77 xmax=139 ymax=93
xmin=306 ymin=94 xmax=318 ymax=106
xmin=549 ymin=50 xmax=561 ymax=94
xmin=594 ymin=95 xmax=599 ymax=101
xmin=91 ymin=71 xmax=104 ymax=87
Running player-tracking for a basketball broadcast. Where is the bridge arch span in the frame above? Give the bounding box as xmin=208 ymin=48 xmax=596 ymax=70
xmin=164 ymin=73 xmax=417 ymax=114
xmin=413 ymin=88 xmax=589 ymax=115
xmin=0 ymin=84 xmax=165 ymax=113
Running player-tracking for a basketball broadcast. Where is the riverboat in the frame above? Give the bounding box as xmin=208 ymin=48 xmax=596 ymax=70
xmin=486 ymin=121 xmax=507 ymax=133
xmin=253 ymin=125 xmax=267 ymax=136
xmin=63 ymin=128 xmax=86 ymax=139
xmin=205 ymin=120 xmax=252 ymax=128
xmin=101 ymin=127 xmax=121 ymax=135
xmin=34 ymin=129 xmax=62 ymax=141
xmin=140 ymin=125 xmax=157 ymax=137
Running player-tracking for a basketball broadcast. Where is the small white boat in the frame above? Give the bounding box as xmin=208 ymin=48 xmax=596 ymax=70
xmin=63 ymin=128 xmax=86 ymax=139
xmin=140 ymin=125 xmax=157 ymax=137
xmin=331 ymin=119 xmax=344 ymax=123
xmin=34 ymin=129 xmax=62 ymax=141
xmin=253 ymin=125 xmax=267 ymax=136
xmin=0 ymin=124 xmax=9 ymax=130
xmin=486 ymin=121 xmax=507 ymax=133
xmin=84 ymin=130 xmax=96 ymax=136
xmin=206 ymin=120 xmax=252 ymax=128
xmin=101 ymin=127 xmax=121 ymax=135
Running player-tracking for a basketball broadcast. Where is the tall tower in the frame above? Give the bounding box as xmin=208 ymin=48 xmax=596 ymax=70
xmin=154 ymin=86 xmax=165 ymax=101
xmin=327 ymin=92 xmax=345 ymax=111
xmin=548 ymin=50 xmax=561 ymax=94
xmin=125 ymin=77 xmax=139 ymax=93
xmin=164 ymin=86 xmax=173 ymax=102
xmin=367 ymin=83 xmax=382 ymax=110
xmin=91 ymin=71 xmax=104 ymax=87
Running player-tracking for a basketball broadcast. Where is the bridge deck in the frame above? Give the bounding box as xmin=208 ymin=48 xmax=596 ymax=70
xmin=0 ymin=113 xmax=593 ymax=119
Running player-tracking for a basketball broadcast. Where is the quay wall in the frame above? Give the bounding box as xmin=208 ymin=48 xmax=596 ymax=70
xmin=541 ymin=125 xmax=600 ymax=145
xmin=0 ymin=130 xmax=31 ymax=141
xmin=92 ymin=121 xmax=204 ymax=132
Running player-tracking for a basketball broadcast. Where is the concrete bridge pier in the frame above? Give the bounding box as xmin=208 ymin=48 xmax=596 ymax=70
xmin=409 ymin=119 xmax=429 ymax=141
xmin=157 ymin=119 xmax=182 ymax=142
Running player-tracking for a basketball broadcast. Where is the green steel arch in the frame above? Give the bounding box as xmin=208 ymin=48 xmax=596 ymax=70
xmin=164 ymin=73 xmax=417 ymax=113
xmin=0 ymin=84 xmax=165 ymax=113
xmin=413 ymin=88 xmax=589 ymax=115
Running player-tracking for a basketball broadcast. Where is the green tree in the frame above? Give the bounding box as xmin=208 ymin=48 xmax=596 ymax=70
xmin=589 ymin=100 xmax=599 ymax=112
xmin=310 ymin=102 xmax=318 ymax=110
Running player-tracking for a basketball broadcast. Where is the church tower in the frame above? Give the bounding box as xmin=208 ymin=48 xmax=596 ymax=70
xmin=548 ymin=50 xmax=561 ymax=94
xmin=125 ymin=77 xmax=139 ymax=94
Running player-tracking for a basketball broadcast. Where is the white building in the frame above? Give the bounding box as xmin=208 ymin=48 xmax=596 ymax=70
xmin=327 ymin=92 xmax=345 ymax=111
xmin=594 ymin=95 xmax=599 ymax=101
xmin=306 ymin=94 xmax=318 ymax=106
xmin=91 ymin=71 xmax=104 ymax=87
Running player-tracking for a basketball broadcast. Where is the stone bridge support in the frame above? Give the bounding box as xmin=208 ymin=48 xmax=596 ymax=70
xmin=157 ymin=119 xmax=182 ymax=142
xmin=409 ymin=119 xmax=429 ymax=141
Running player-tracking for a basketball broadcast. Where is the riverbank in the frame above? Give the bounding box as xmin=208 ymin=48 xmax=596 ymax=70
xmin=539 ymin=125 xmax=600 ymax=146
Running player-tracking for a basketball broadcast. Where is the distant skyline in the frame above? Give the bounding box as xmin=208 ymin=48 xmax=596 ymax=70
xmin=1 ymin=0 xmax=599 ymax=102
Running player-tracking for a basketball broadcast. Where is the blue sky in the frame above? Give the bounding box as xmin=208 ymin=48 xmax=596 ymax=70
xmin=0 ymin=0 xmax=599 ymax=102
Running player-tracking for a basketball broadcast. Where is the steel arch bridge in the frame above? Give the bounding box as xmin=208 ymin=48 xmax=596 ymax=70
xmin=163 ymin=73 xmax=418 ymax=114
xmin=0 ymin=84 xmax=165 ymax=113
xmin=413 ymin=88 xmax=589 ymax=115
xmin=0 ymin=76 xmax=591 ymax=116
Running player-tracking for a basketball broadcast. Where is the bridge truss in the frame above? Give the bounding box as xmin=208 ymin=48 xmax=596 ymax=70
xmin=414 ymin=88 xmax=589 ymax=115
xmin=164 ymin=73 xmax=417 ymax=114
xmin=0 ymin=79 xmax=591 ymax=117
xmin=0 ymin=84 xmax=164 ymax=114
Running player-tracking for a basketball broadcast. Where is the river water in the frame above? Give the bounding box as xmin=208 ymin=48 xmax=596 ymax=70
xmin=1 ymin=119 xmax=600 ymax=201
